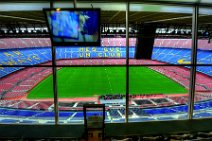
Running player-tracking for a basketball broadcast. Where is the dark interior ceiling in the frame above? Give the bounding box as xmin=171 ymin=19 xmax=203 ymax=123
xmin=1 ymin=0 xmax=212 ymax=4
xmin=0 ymin=11 xmax=212 ymax=26
xmin=0 ymin=1 xmax=212 ymax=28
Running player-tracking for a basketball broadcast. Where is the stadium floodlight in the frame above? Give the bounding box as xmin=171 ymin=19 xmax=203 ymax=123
xmin=101 ymin=28 xmax=105 ymax=33
xmin=8 ymin=30 xmax=13 ymax=34
xmin=15 ymin=30 xmax=19 ymax=33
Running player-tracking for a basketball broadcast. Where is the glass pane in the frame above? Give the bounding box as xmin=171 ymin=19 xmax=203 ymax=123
xmin=129 ymin=3 xmax=192 ymax=122
xmin=128 ymin=66 xmax=189 ymax=122
xmin=0 ymin=38 xmax=54 ymax=124
xmin=0 ymin=38 xmax=52 ymax=66
xmin=193 ymin=67 xmax=212 ymax=119
xmin=153 ymin=38 xmax=193 ymax=65
xmin=0 ymin=67 xmax=54 ymax=124
xmin=56 ymin=3 xmax=127 ymax=123
xmin=129 ymin=4 xmax=193 ymax=65
xmin=57 ymin=66 xmax=126 ymax=124
xmin=193 ymin=7 xmax=212 ymax=119
xmin=197 ymin=7 xmax=212 ymax=65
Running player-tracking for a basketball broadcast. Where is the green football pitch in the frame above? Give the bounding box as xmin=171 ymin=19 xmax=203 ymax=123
xmin=27 ymin=67 xmax=187 ymax=99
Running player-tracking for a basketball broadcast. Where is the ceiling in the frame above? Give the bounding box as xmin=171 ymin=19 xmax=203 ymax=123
xmin=0 ymin=1 xmax=212 ymax=27
xmin=1 ymin=0 xmax=212 ymax=4
xmin=0 ymin=11 xmax=193 ymax=24
xmin=0 ymin=10 xmax=212 ymax=26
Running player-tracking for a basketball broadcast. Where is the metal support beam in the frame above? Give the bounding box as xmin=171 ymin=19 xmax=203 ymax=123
xmin=188 ymin=5 xmax=198 ymax=120
xmin=50 ymin=1 xmax=54 ymax=9
xmin=52 ymin=46 xmax=59 ymax=125
xmin=50 ymin=1 xmax=59 ymax=125
xmin=108 ymin=11 xmax=121 ymax=22
xmin=0 ymin=14 xmax=45 ymax=23
xmin=74 ymin=0 xmax=77 ymax=8
xmin=125 ymin=1 xmax=129 ymax=123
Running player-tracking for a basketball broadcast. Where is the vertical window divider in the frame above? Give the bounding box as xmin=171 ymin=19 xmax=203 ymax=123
xmin=50 ymin=1 xmax=59 ymax=125
xmin=52 ymin=46 xmax=59 ymax=125
xmin=125 ymin=1 xmax=130 ymax=123
xmin=188 ymin=4 xmax=198 ymax=120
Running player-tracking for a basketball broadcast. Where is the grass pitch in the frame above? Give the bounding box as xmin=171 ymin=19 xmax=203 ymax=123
xmin=28 ymin=67 xmax=187 ymax=99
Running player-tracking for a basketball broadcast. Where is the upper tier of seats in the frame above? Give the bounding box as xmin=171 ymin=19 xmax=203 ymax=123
xmin=0 ymin=47 xmax=135 ymax=78
xmin=152 ymin=47 xmax=212 ymax=76
xmin=0 ymin=38 xmax=50 ymax=49
xmin=0 ymin=38 xmax=211 ymax=50
xmin=0 ymin=38 xmax=211 ymax=78
xmin=154 ymin=38 xmax=212 ymax=50
xmin=0 ymin=38 xmax=136 ymax=49
xmin=0 ymin=47 xmax=211 ymax=78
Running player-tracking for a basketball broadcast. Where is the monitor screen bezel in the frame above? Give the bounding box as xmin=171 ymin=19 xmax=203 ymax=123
xmin=43 ymin=8 xmax=101 ymax=47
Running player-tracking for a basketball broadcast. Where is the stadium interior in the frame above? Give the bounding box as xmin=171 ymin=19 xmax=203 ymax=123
xmin=0 ymin=0 xmax=212 ymax=140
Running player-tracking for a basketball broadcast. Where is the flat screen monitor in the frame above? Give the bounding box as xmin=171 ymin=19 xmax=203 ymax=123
xmin=44 ymin=8 xmax=100 ymax=46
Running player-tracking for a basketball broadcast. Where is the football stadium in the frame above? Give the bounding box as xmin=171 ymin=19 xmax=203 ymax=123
xmin=0 ymin=0 xmax=212 ymax=140
xmin=1 ymin=38 xmax=211 ymax=123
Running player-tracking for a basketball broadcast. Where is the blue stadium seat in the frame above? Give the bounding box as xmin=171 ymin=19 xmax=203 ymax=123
xmin=157 ymin=116 xmax=175 ymax=120
xmin=0 ymin=46 xmax=136 ymax=78
xmin=144 ymin=107 xmax=178 ymax=115
xmin=119 ymin=108 xmax=133 ymax=115
xmin=5 ymin=110 xmax=38 ymax=117
xmin=129 ymin=117 xmax=155 ymax=122
xmin=74 ymin=112 xmax=84 ymax=117
xmin=35 ymin=111 xmax=73 ymax=118
xmin=74 ymin=111 xmax=104 ymax=118
xmin=193 ymin=112 xmax=212 ymax=118
xmin=0 ymin=119 xmax=19 ymax=123
xmin=109 ymin=109 xmax=121 ymax=118
xmin=130 ymin=108 xmax=147 ymax=116
xmin=1 ymin=46 xmax=210 ymax=78
xmin=152 ymin=47 xmax=212 ymax=76
xmin=35 ymin=112 xmax=54 ymax=117
xmin=19 ymin=120 xmax=39 ymax=123
xmin=194 ymin=101 xmax=212 ymax=110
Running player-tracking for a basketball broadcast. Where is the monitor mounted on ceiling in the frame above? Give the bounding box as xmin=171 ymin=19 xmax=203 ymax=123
xmin=44 ymin=8 xmax=101 ymax=46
